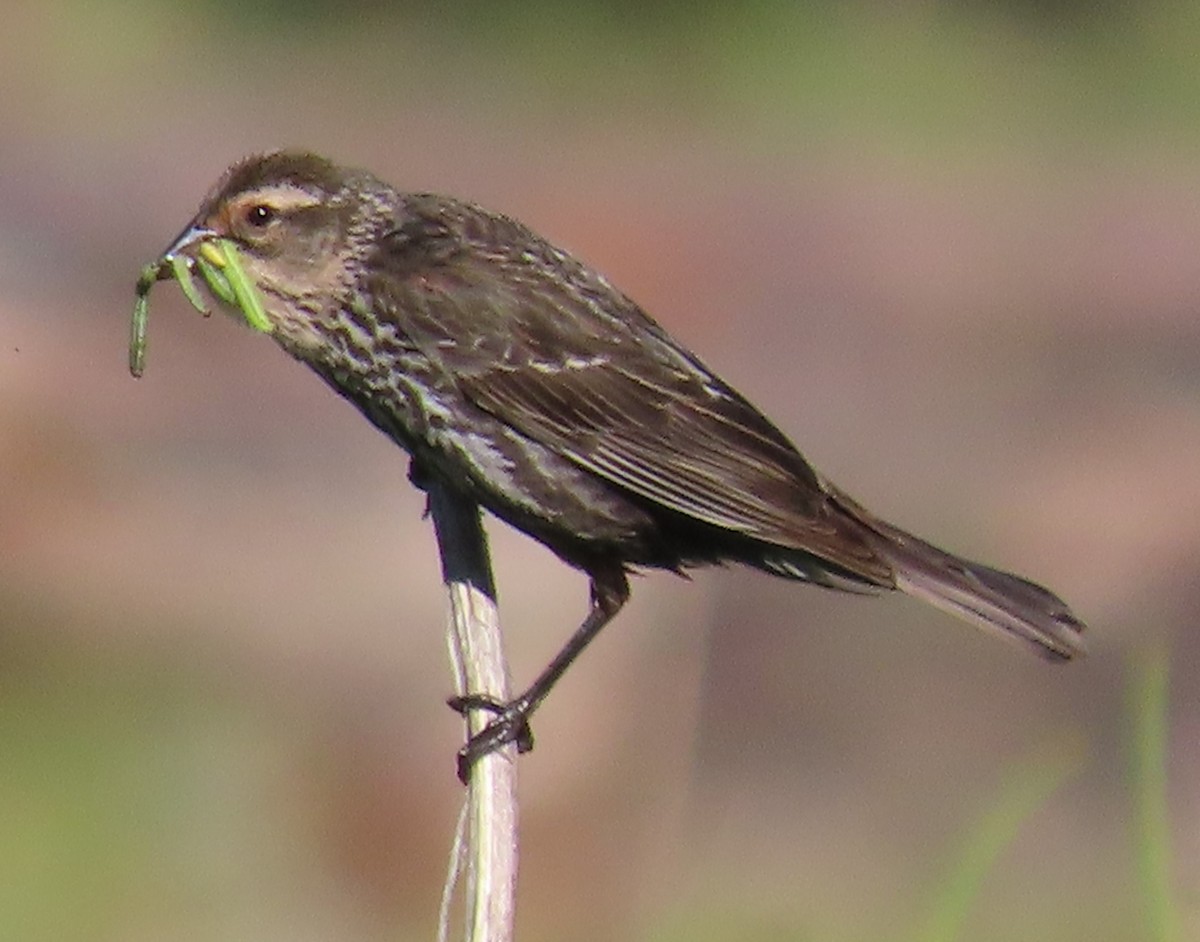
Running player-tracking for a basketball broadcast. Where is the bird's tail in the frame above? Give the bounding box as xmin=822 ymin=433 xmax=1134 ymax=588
xmin=829 ymin=488 xmax=1087 ymax=661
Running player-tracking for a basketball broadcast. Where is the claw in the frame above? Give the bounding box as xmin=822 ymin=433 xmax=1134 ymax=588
xmin=448 ymin=694 xmax=535 ymax=783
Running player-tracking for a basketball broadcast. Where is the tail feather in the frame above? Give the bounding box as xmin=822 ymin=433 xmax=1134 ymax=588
xmin=888 ymin=540 xmax=1086 ymax=660
xmin=828 ymin=489 xmax=1086 ymax=660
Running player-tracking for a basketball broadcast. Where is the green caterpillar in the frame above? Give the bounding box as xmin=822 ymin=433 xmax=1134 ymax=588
xmin=130 ymin=238 xmax=271 ymax=378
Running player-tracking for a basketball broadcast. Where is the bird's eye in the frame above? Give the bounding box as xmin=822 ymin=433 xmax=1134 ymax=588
xmin=245 ymin=204 xmax=275 ymax=228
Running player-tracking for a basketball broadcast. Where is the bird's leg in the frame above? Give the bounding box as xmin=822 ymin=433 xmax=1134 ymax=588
xmin=448 ymin=565 xmax=630 ymax=783
xmin=407 ymin=458 xmax=434 ymax=518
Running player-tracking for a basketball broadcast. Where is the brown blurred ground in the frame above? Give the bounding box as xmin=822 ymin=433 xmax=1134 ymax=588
xmin=0 ymin=4 xmax=1197 ymax=941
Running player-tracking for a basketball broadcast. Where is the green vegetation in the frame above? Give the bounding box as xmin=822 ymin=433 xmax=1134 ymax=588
xmin=910 ymin=735 xmax=1086 ymax=942
xmin=1128 ymin=646 xmax=1180 ymax=942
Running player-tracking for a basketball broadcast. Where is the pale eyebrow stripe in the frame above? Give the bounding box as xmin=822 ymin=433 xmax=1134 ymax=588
xmin=232 ymin=183 xmax=322 ymax=212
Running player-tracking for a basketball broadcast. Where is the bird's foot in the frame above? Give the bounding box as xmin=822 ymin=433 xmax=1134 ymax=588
xmin=447 ymin=693 xmax=535 ymax=784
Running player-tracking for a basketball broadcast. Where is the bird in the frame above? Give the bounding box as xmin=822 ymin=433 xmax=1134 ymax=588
xmin=145 ymin=150 xmax=1086 ymax=779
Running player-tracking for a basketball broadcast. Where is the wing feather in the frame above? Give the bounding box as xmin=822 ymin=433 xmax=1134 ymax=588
xmin=368 ymin=200 xmax=890 ymax=583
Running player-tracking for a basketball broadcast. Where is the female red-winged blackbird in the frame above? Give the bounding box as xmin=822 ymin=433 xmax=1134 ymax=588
xmin=148 ymin=151 xmax=1085 ymax=776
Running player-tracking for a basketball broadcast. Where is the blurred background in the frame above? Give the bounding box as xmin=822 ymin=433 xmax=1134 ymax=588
xmin=2 ymin=1 xmax=1198 ymax=939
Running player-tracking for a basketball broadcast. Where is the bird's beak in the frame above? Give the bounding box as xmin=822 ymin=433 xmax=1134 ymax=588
xmin=162 ymin=223 xmax=218 ymax=260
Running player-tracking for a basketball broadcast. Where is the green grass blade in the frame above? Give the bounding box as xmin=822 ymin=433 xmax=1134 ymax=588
xmin=1128 ymin=645 xmax=1179 ymax=942
xmin=910 ymin=736 xmax=1085 ymax=942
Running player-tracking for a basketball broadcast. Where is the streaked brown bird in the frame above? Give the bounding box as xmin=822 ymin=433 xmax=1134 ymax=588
xmin=153 ymin=151 xmax=1085 ymax=778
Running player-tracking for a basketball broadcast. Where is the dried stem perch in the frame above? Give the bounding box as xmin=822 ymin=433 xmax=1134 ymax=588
xmin=428 ymin=481 xmax=519 ymax=942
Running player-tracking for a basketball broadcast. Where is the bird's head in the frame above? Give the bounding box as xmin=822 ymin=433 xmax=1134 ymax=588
xmin=173 ymin=152 xmax=362 ymax=283
xmin=132 ymin=152 xmax=388 ymax=373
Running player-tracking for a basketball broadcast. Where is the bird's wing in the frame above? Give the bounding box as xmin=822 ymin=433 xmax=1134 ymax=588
xmin=368 ymin=203 xmax=890 ymax=583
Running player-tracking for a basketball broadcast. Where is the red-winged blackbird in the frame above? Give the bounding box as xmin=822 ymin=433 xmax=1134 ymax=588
xmin=149 ymin=151 xmax=1085 ymax=778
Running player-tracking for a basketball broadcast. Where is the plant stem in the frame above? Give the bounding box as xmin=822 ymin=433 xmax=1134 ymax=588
xmin=428 ymin=481 xmax=519 ymax=942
